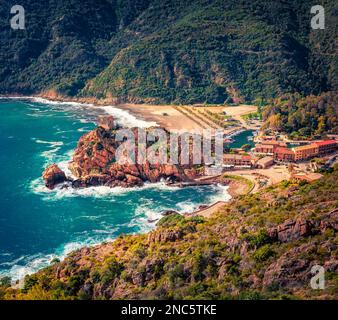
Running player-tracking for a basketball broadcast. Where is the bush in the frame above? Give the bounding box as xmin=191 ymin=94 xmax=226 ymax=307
xmin=157 ymin=214 xmax=185 ymax=227
xmin=244 ymin=230 xmax=271 ymax=248
xmin=22 ymin=275 xmax=39 ymax=293
xmin=100 ymin=257 xmax=123 ymax=286
xmin=253 ymin=245 xmax=275 ymax=262
xmin=168 ymin=264 xmax=187 ymax=285
xmin=0 ymin=276 xmax=11 ymax=288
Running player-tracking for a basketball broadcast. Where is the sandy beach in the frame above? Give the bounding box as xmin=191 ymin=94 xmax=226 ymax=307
xmin=117 ymin=103 xmax=258 ymax=132
xmin=4 ymin=93 xmax=258 ymax=133
xmin=116 ymin=103 xmax=202 ymax=132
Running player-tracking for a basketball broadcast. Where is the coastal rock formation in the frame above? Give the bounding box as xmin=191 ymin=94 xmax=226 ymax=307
xmin=41 ymin=118 xmax=197 ymax=190
xmin=262 ymin=243 xmax=317 ymax=289
xmin=42 ymin=164 xmax=67 ymax=189
xmin=147 ymin=228 xmax=183 ymax=244
xmin=267 ymin=218 xmax=315 ymax=243
xmin=161 ymin=210 xmax=180 ymax=216
xmin=97 ymin=115 xmax=118 ymax=131
xmin=42 ymin=117 xmax=201 ymax=190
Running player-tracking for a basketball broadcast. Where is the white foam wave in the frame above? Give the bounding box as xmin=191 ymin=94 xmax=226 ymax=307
xmin=31 ymin=174 xmax=184 ymax=200
xmin=176 ymin=201 xmax=197 ymax=213
xmin=31 ymin=97 xmax=156 ymax=128
xmin=0 ymin=239 xmax=116 ymax=283
xmin=57 ymin=150 xmax=76 ymax=178
xmin=0 ymin=96 xmax=32 ymax=100
xmin=33 ymin=139 xmax=63 ymax=146
xmin=2 ymin=96 xmax=157 ymax=128
xmin=31 ymin=97 xmax=94 ymax=108
xmin=206 ymin=184 xmax=232 ymax=203
xmin=132 ymin=204 xmax=165 ymax=232
xmin=98 ymin=105 xmax=157 ymax=128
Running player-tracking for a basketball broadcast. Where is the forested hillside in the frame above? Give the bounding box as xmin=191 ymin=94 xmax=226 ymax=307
xmin=262 ymin=92 xmax=338 ymax=139
xmin=0 ymin=0 xmax=337 ymax=103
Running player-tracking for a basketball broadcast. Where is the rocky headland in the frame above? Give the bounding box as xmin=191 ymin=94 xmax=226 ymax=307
xmin=42 ymin=116 xmax=199 ymax=190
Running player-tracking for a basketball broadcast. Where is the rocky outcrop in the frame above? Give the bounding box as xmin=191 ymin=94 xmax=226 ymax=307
xmin=262 ymin=240 xmax=337 ymax=291
xmin=267 ymin=218 xmax=315 ymax=242
xmin=61 ymin=121 xmax=197 ymax=189
xmin=42 ymin=164 xmax=67 ymax=189
xmin=147 ymin=228 xmax=183 ymax=244
xmin=267 ymin=211 xmax=338 ymax=243
xmin=262 ymin=243 xmax=316 ymax=289
xmin=161 ymin=210 xmax=180 ymax=216
xmin=97 ymin=115 xmax=118 ymax=131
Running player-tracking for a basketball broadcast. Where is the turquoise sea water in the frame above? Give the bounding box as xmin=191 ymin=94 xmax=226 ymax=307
xmin=0 ymin=98 xmax=234 ymax=281
xmin=228 ymin=130 xmax=255 ymax=149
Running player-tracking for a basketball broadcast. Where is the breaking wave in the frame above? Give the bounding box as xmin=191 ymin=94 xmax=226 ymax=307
xmin=0 ymin=239 xmax=114 ymax=283
xmin=1 ymin=96 xmax=157 ymax=128
xmin=31 ymin=97 xmax=157 ymax=128
xmin=1 ymin=97 xmax=232 ymax=284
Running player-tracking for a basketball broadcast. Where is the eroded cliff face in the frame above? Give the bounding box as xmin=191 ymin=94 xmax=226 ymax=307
xmin=43 ymin=120 xmax=198 ymax=189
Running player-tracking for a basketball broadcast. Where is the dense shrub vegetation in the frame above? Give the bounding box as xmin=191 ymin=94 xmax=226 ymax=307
xmin=0 ymin=0 xmax=337 ymax=103
xmin=262 ymin=92 xmax=338 ymax=138
xmin=2 ymin=169 xmax=337 ymax=300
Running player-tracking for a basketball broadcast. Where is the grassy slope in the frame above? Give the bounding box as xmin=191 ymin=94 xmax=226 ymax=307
xmin=2 ymin=170 xmax=337 ymax=300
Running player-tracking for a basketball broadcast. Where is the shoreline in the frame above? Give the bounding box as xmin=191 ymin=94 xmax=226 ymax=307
xmin=2 ymin=94 xmax=255 ymax=203
xmin=2 ymin=94 xmax=253 ymax=207
xmin=0 ymin=94 xmax=258 ymax=134
xmin=6 ymin=180 xmax=235 ymax=285
xmin=1 ymin=95 xmax=249 ymax=284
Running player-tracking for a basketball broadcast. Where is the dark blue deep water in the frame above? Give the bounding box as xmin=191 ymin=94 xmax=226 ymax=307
xmin=0 ymin=98 xmax=231 ymax=280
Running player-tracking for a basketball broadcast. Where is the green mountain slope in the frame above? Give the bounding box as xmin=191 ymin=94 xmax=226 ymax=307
xmin=0 ymin=0 xmax=337 ymax=103
xmin=2 ymin=170 xmax=337 ymax=300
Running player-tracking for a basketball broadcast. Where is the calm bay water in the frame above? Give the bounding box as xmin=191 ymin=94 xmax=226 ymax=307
xmin=0 ymin=98 xmax=233 ymax=281
xmin=228 ymin=130 xmax=255 ymax=149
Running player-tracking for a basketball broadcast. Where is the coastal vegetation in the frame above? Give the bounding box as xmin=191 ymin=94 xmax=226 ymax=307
xmin=2 ymin=169 xmax=337 ymax=300
xmin=262 ymin=92 xmax=338 ymax=139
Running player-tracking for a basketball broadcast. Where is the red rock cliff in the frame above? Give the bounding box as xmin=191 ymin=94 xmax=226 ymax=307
xmin=43 ymin=123 xmax=198 ymax=189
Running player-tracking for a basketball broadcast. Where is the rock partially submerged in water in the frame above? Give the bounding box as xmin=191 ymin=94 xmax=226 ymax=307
xmin=42 ymin=164 xmax=67 ymax=189
xmin=160 ymin=210 xmax=180 ymax=216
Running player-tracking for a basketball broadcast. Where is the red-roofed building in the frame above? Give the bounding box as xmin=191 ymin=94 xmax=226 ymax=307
xmin=274 ymin=147 xmax=295 ymax=162
xmin=254 ymin=141 xmax=286 ymax=155
xmin=313 ymin=140 xmax=337 ymax=155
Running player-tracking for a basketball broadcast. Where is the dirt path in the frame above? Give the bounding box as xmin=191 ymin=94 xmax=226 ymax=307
xmin=187 ymin=201 xmax=227 ymax=218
